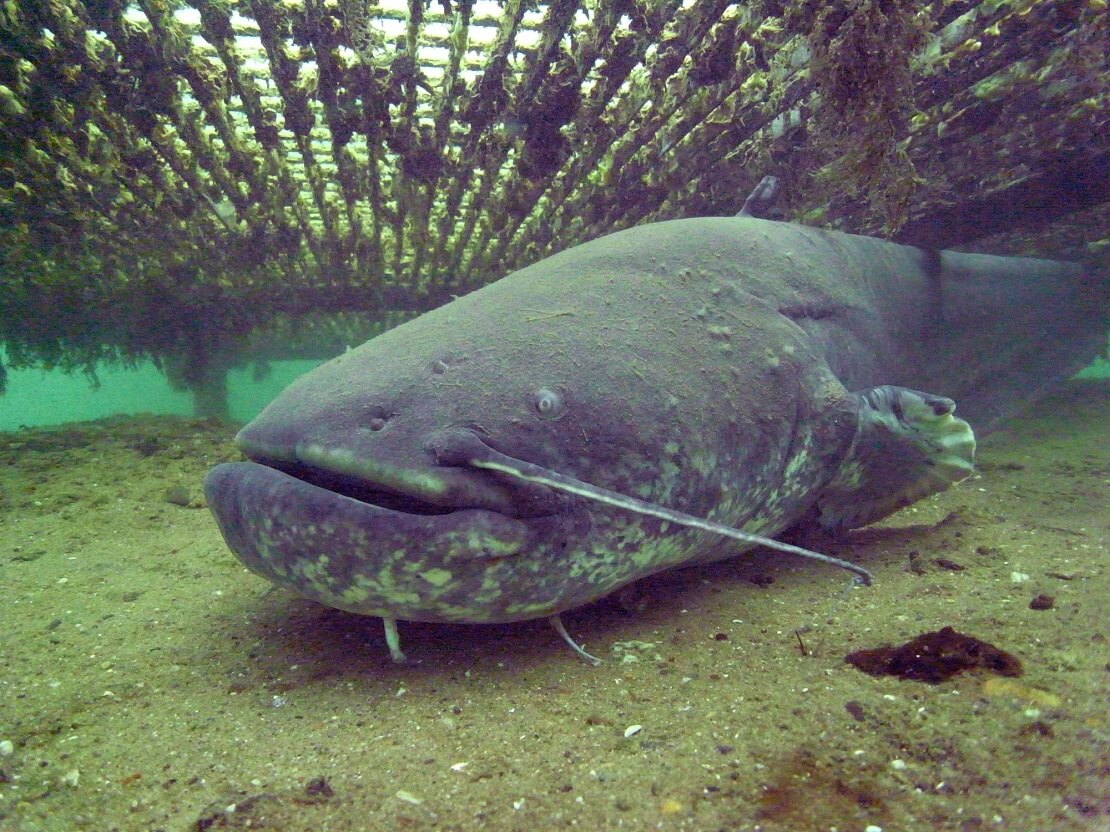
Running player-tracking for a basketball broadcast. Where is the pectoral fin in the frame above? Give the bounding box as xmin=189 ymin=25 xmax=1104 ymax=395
xmin=816 ymin=385 xmax=976 ymax=531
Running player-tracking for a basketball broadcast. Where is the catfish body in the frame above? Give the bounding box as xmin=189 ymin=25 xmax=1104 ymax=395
xmin=205 ymin=217 xmax=1099 ymax=634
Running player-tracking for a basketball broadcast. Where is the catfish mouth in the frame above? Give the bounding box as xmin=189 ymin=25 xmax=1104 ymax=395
xmin=257 ymin=459 xmax=461 ymax=517
xmin=234 ymin=429 xmax=562 ymax=521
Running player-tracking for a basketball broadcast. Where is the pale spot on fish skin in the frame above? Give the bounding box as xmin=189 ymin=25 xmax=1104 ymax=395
xmin=375 ymin=562 xmax=422 ymax=606
xmin=340 ymin=584 xmax=371 ymax=604
xmin=419 ymin=568 xmax=454 ymax=587
xmin=342 ymin=571 xmax=391 ymax=606
xmin=437 ymin=529 xmax=523 ymax=558
xmin=437 ymin=602 xmax=497 ymax=621
xmin=782 ymin=449 xmax=810 ymax=478
xmin=690 ymin=452 xmax=718 ymax=478
xmin=836 ymin=460 xmax=865 ymax=488
xmin=505 ymin=599 xmax=561 ymax=617
xmin=658 ymin=458 xmax=681 ymax=483
xmin=288 ymin=553 xmax=346 ymax=599
xmin=479 ymin=568 xmax=506 ymax=594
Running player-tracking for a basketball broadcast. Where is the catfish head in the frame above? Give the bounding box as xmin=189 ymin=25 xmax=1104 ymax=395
xmin=204 ymin=221 xmax=887 ymax=660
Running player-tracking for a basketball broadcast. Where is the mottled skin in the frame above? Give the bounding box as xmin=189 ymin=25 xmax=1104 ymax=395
xmin=204 ymin=216 xmax=1099 ymax=625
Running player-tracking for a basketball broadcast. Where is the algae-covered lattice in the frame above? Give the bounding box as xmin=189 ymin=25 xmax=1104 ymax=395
xmin=0 ymin=0 xmax=1106 ymax=403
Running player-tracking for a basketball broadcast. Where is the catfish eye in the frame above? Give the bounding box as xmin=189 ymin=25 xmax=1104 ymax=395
xmin=532 ymin=388 xmax=565 ymax=420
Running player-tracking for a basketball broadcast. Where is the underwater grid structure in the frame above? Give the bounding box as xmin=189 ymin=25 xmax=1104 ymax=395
xmin=0 ymin=0 xmax=1106 ymax=407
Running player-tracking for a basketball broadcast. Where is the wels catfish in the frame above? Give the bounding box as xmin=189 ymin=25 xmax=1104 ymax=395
xmin=204 ymin=195 xmax=1103 ymax=662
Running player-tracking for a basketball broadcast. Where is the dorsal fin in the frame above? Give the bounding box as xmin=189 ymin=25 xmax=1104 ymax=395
xmin=738 ymin=175 xmax=782 ymax=219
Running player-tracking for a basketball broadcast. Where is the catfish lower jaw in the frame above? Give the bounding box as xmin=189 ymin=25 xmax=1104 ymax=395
xmin=203 ymin=462 xmax=538 ymax=622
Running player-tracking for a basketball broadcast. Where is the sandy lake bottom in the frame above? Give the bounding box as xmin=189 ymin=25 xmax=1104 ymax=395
xmin=1 ymin=382 xmax=1106 ymax=831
